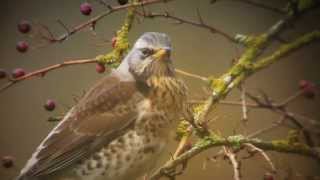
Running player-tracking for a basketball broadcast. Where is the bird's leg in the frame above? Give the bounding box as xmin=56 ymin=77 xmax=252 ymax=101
xmin=173 ymin=133 xmax=191 ymax=159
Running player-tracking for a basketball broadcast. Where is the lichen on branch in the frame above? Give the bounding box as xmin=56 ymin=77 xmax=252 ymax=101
xmin=96 ymin=0 xmax=137 ymax=67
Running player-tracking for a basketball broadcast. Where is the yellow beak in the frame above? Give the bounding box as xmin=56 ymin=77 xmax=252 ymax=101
xmin=152 ymin=48 xmax=170 ymax=61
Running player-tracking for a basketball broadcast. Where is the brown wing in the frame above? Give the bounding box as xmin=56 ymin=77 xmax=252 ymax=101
xmin=19 ymin=72 xmax=144 ymax=178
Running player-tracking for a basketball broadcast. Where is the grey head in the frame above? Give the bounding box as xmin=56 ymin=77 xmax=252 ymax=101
xmin=117 ymin=32 xmax=174 ymax=81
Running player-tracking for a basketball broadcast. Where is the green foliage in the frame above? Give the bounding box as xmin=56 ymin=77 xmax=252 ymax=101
xmin=175 ymin=120 xmax=191 ymax=140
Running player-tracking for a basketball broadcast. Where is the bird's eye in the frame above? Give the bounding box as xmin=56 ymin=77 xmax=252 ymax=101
xmin=140 ymin=48 xmax=154 ymax=57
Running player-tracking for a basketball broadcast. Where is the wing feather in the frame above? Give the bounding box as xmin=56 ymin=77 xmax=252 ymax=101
xmin=19 ymin=72 xmax=144 ymax=179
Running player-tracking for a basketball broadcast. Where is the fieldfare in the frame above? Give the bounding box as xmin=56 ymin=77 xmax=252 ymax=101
xmin=17 ymin=32 xmax=188 ymax=180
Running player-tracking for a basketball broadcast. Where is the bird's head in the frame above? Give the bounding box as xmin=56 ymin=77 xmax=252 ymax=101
xmin=118 ymin=32 xmax=174 ymax=81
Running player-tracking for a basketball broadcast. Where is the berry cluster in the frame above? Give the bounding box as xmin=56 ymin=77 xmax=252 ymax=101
xmin=16 ymin=20 xmax=31 ymax=53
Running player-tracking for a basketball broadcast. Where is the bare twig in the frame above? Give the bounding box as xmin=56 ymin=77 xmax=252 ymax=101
xmin=134 ymin=10 xmax=238 ymax=43
xmin=245 ymin=91 xmax=315 ymax=146
xmin=233 ymin=0 xmax=286 ymax=15
xmin=247 ymin=116 xmax=285 ymax=138
xmin=175 ymin=69 xmax=208 ymax=81
xmin=240 ymin=85 xmax=248 ymax=122
xmin=223 ymin=147 xmax=241 ymax=180
xmin=278 ymin=89 xmax=304 ymax=107
xmin=0 ymin=58 xmax=97 ymax=92
xmin=39 ymin=0 xmax=174 ymax=44
xmin=244 ymin=143 xmax=277 ymax=173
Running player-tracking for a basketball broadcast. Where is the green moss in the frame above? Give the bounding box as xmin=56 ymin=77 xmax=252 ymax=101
xmin=271 ymin=140 xmax=290 ymax=149
xmin=175 ymin=120 xmax=191 ymax=140
xmin=195 ymin=134 xmax=224 ymax=149
xmin=287 ymin=130 xmax=300 ymax=144
xmin=210 ymin=78 xmax=226 ymax=95
xmin=240 ymin=33 xmax=267 ymax=46
xmin=271 ymin=139 xmax=311 ymax=154
xmin=96 ymin=0 xmax=137 ymax=67
xmin=227 ymin=135 xmax=245 ymax=148
xmin=253 ymin=30 xmax=320 ymax=70
xmin=193 ymin=102 xmax=205 ymax=120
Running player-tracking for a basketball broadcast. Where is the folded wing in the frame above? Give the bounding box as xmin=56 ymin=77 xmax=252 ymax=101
xmin=18 ymin=73 xmax=144 ymax=179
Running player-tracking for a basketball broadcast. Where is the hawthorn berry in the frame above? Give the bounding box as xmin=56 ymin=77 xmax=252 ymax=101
xmin=12 ymin=68 xmax=26 ymax=78
xmin=1 ymin=156 xmax=14 ymax=168
xmin=44 ymin=99 xmax=56 ymax=111
xmin=118 ymin=0 xmax=128 ymax=5
xmin=16 ymin=41 xmax=29 ymax=53
xmin=0 ymin=69 xmax=6 ymax=79
xmin=80 ymin=2 xmax=92 ymax=16
xmin=96 ymin=63 xmax=106 ymax=73
xmin=299 ymin=80 xmax=316 ymax=99
xmin=263 ymin=172 xmax=274 ymax=180
xmin=17 ymin=20 xmax=31 ymax=34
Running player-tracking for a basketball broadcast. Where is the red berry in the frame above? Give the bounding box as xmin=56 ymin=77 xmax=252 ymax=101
xmin=263 ymin=172 xmax=274 ymax=180
xmin=17 ymin=20 xmax=31 ymax=34
xmin=299 ymin=80 xmax=310 ymax=89
xmin=118 ymin=0 xmax=128 ymax=5
xmin=111 ymin=37 xmax=117 ymax=48
xmin=44 ymin=99 xmax=56 ymax=111
xmin=1 ymin=156 xmax=14 ymax=168
xmin=96 ymin=63 xmax=105 ymax=74
xmin=299 ymin=80 xmax=316 ymax=99
xmin=12 ymin=68 xmax=26 ymax=78
xmin=16 ymin=41 xmax=29 ymax=53
xmin=80 ymin=2 xmax=92 ymax=16
xmin=0 ymin=69 xmax=6 ymax=79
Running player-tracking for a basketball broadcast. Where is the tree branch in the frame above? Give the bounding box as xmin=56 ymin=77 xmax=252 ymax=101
xmin=0 ymin=58 xmax=97 ymax=92
xmin=39 ymin=0 xmax=173 ymax=44
xmin=134 ymin=10 xmax=238 ymax=43
xmin=150 ymin=134 xmax=320 ymax=180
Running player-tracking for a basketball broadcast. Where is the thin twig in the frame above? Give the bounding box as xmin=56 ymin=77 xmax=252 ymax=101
xmin=245 ymin=91 xmax=315 ymax=146
xmin=134 ymin=10 xmax=238 ymax=43
xmin=247 ymin=116 xmax=285 ymax=138
xmin=0 ymin=58 xmax=97 ymax=92
xmin=240 ymin=85 xmax=248 ymax=122
xmin=175 ymin=69 xmax=208 ymax=81
xmin=278 ymin=90 xmax=303 ymax=107
xmin=39 ymin=0 xmax=173 ymax=43
xmin=233 ymin=0 xmax=286 ymax=15
xmin=244 ymin=143 xmax=277 ymax=173
xmin=223 ymin=147 xmax=241 ymax=180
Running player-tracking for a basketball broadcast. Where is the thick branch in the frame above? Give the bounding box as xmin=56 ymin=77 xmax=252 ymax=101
xmin=150 ymin=134 xmax=320 ymax=180
xmin=151 ymin=2 xmax=320 ymax=179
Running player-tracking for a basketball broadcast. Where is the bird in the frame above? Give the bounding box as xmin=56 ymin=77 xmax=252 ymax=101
xmin=17 ymin=32 xmax=188 ymax=180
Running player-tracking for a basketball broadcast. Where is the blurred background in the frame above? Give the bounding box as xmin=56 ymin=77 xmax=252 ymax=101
xmin=0 ymin=0 xmax=320 ymax=179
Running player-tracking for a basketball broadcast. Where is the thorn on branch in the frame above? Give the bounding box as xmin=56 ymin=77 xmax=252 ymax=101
xmin=196 ymin=8 xmax=205 ymax=25
xmin=57 ymin=19 xmax=71 ymax=36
